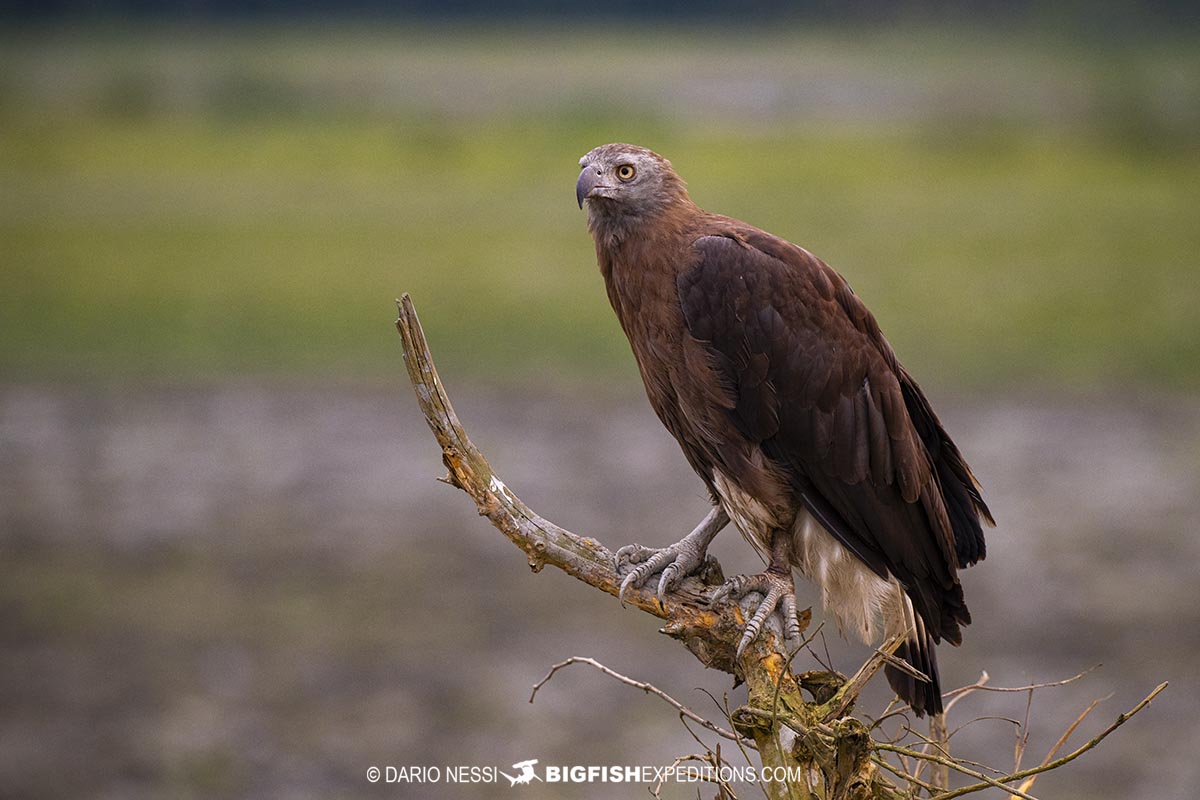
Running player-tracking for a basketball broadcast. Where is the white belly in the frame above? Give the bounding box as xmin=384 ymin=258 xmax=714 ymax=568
xmin=792 ymin=510 xmax=907 ymax=644
xmin=713 ymin=470 xmax=912 ymax=646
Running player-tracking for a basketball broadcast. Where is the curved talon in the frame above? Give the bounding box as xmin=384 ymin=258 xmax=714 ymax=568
xmin=614 ymin=536 xmax=710 ymax=607
xmin=656 ymin=563 xmax=679 ymax=602
xmin=714 ymin=570 xmax=801 ymax=660
xmin=618 ymin=570 xmax=638 ymax=607
xmin=737 ymin=583 xmax=782 ymax=659
xmin=617 ymin=547 xmax=673 ymax=606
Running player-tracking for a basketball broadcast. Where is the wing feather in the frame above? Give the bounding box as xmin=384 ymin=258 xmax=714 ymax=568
xmin=676 ymin=231 xmax=992 ymax=643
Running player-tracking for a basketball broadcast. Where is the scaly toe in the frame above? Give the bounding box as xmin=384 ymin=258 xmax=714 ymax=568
xmin=613 ymin=539 xmax=708 ymax=606
xmin=617 ymin=547 xmax=677 ymax=605
xmin=614 ymin=543 xmax=654 ymax=570
xmin=712 ymin=571 xmax=799 ymax=659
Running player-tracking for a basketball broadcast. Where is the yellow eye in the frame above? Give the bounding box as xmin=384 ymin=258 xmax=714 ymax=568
xmin=616 ymin=164 xmax=636 ymax=182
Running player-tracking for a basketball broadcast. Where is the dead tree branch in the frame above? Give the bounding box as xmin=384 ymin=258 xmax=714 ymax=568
xmin=395 ymin=293 xmax=1169 ymax=800
xmin=396 ymin=293 xmax=885 ymax=800
xmin=397 ymin=293 xmax=767 ymax=676
xmin=529 ymin=656 xmax=752 ymax=748
xmin=929 ymin=682 xmax=1167 ymax=800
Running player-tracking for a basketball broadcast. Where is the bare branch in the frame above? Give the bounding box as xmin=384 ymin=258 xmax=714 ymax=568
xmin=398 ymin=295 xmax=642 ymax=603
xmin=529 ymin=656 xmax=753 ymax=748
xmin=930 ymin=682 xmax=1168 ymax=800
xmin=397 ymin=294 xmax=795 ymax=679
xmin=947 ymin=716 xmax=1023 ymax=742
xmin=876 ymin=742 xmax=1044 ymax=800
xmin=719 ymin=693 xmax=772 ymax=800
xmin=396 ymin=293 xmax=1167 ymax=800
xmin=867 ymin=698 xmax=907 ymax=734
xmin=1013 ymin=686 xmax=1035 ymax=775
xmin=943 ymin=666 xmax=1100 ymax=699
xmin=900 ymin=726 xmax=1006 ymax=775
xmin=930 ymin=713 xmax=950 ymax=791
xmin=651 ymin=752 xmax=740 ymax=800
xmin=873 ymin=754 xmax=940 ymax=795
xmin=822 ymin=633 xmax=907 ymax=722
xmin=1011 ymin=697 xmax=1103 ymax=799
xmin=942 ymin=672 xmax=989 ymax=717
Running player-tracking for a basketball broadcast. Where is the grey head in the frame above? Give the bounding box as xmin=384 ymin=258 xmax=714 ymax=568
xmin=576 ymin=143 xmax=689 ymax=220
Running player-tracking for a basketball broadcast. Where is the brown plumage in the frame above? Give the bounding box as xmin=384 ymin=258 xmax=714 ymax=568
xmin=578 ymin=143 xmax=994 ymax=717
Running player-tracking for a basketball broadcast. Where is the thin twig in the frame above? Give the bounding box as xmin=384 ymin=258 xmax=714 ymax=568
xmin=868 ymin=697 xmax=906 ymax=733
xmin=680 ymin=713 xmax=715 ymax=753
xmin=929 ymin=713 xmax=949 ymax=791
xmin=901 ymin=726 xmax=1005 ymax=775
xmin=1010 ymin=697 xmax=1102 ymax=799
xmin=697 ymin=687 xmax=742 ymax=738
xmin=722 ymin=693 xmax=772 ymax=800
xmin=942 ymin=671 xmax=989 ymax=717
xmin=904 ymin=722 xmax=958 ymax=787
xmin=712 ymin=744 xmax=740 ymax=800
xmin=651 ymin=753 xmax=738 ymax=799
xmin=873 ymin=754 xmax=940 ymax=795
xmin=876 ymin=742 xmax=1043 ymax=800
xmin=942 ymin=666 xmax=1099 ymax=699
xmin=930 ymin=682 xmax=1168 ymax=800
xmin=1013 ymin=687 xmax=1035 ymax=775
xmin=530 ymin=656 xmax=753 ymax=748
xmin=947 ymin=716 xmax=1023 ymax=742
xmin=804 ymin=627 xmax=836 ymax=674
xmin=825 ymin=632 xmax=907 ymax=722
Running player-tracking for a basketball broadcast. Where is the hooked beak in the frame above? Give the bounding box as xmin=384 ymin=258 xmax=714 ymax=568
xmin=576 ymin=167 xmax=605 ymax=209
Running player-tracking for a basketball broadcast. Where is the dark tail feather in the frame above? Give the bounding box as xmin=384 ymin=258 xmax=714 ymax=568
xmin=886 ymin=624 xmax=943 ymax=717
xmin=897 ymin=366 xmax=995 ymax=568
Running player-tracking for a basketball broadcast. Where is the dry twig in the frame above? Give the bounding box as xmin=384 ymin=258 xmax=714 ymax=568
xmin=943 ymin=667 xmax=1099 ymax=699
xmin=529 ymin=656 xmax=752 ymax=748
xmin=930 ymin=682 xmax=1167 ymax=800
xmin=1010 ymin=697 xmax=1103 ymax=799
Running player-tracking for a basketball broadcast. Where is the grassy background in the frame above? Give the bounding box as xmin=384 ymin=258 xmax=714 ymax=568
xmin=2 ymin=25 xmax=1198 ymax=391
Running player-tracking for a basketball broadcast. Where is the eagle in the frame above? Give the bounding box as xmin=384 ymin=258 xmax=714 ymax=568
xmin=576 ymin=143 xmax=994 ymax=717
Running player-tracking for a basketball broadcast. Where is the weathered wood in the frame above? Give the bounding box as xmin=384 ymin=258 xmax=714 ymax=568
xmin=396 ymin=293 xmax=801 ymax=678
xmin=395 ymin=293 xmax=882 ymax=797
xmin=394 ymin=293 xmax=1164 ymax=800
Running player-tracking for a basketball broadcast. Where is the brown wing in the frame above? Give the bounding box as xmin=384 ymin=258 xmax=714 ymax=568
xmin=676 ymin=228 xmax=993 ymax=646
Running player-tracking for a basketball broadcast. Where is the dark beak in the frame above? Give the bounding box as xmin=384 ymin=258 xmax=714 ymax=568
xmin=576 ymin=168 xmax=600 ymax=209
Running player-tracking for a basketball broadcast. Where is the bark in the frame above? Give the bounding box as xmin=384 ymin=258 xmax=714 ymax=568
xmin=394 ymin=293 xmax=1164 ymax=800
xmin=395 ymin=294 xmax=897 ymax=799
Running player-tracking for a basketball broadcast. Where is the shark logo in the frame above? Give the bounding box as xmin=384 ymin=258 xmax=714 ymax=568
xmin=499 ymin=759 xmax=541 ymax=786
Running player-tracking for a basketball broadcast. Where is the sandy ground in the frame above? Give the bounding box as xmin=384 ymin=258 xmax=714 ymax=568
xmin=2 ymin=383 xmax=1197 ymax=799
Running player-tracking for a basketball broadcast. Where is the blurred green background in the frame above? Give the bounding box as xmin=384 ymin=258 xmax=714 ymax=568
xmin=3 ymin=12 xmax=1200 ymax=800
xmin=2 ymin=24 xmax=1197 ymax=389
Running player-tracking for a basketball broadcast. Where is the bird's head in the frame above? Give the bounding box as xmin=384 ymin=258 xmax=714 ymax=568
xmin=576 ymin=143 xmax=689 ymax=221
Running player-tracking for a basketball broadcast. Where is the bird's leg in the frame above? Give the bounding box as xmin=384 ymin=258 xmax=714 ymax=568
xmin=711 ymin=529 xmax=803 ymax=659
xmin=615 ymin=506 xmax=729 ymax=605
